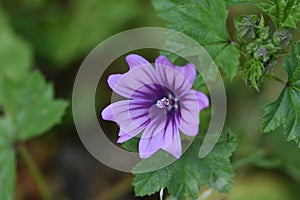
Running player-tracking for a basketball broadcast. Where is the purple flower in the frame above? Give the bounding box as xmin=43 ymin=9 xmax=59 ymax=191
xmin=101 ymin=54 xmax=209 ymax=159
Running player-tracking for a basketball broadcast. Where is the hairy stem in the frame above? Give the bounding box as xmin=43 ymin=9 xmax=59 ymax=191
xmin=19 ymin=145 xmax=53 ymax=200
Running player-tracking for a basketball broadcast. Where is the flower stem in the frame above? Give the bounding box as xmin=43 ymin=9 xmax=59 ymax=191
xmin=265 ymin=74 xmax=286 ymax=85
xmin=232 ymin=151 xmax=263 ymax=169
xmin=19 ymin=145 xmax=53 ymax=200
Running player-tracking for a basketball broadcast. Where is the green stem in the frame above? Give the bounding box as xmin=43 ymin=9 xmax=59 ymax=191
xmin=19 ymin=145 xmax=53 ymax=200
xmin=265 ymin=74 xmax=286 ymax=85
xmin=232 ymin=151 xmax=263 ymax=169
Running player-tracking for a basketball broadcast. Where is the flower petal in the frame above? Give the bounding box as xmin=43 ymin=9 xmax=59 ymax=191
xmin=126 ymin=54 xmax=153 ymax=69
xmin=155 ymin=61 xmax=192 ymax=97
xmin=131 ymin=83 xmax=165 ymax=101
xmin=112 ymin=65 xmax=159 ymax=99
xmin=139 ymin=128 xmax=165 ymax=159
xmin=179 ymin=90 xmax=201 ymax=136
xmin=102 ymin=104 xmax=114 ymax=121
xmin=155 ymin=55 xmax=173 ymax=68
xmin=139 ymin=107 xmax=179 ymax=159
xmin=177 ymin=63 xmax=197 ymax=85
xmin=117 ymin=130 xmax=137 ymax=143
xmin=155 ymin=55 xmax=197 ymax=85
xmin=101 ymin=100 xmax=152 ymax=136
xmin=162 ymin=131 xmax=181 ymax=159
xmin=107 ymin=74 xmax=123 ymax=91
xmin=194 ymin=90 xmax=210 ymax=110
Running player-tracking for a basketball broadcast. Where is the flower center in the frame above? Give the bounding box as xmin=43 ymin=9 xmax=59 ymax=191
xmin=156 ymin=92 xmax=179 ymax=112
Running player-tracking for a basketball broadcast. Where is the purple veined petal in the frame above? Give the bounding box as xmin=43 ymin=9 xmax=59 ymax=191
xmin=178 ymin=63 xmax=197 ymax=85
xmin=117 ymin=130 xmax=138 ymax=143
xmin=112 ymin=65 xmax=159 ymax=99
xmin=139 ymin=128 xmax=166 ymax=159
xmin=140 ymin=106 xmax=167 ymax=139
xmin=162 ymin=131 xmax=181 ymax=159
xmin=155 ymin=55 xmax=173 ymax=68
xmin=126 ymin=54 xmax=153 ymax=69
xmin=139 ymin=107 xmax=179 ymax=159
xmin=194 ymin=90 xmax=210 ymax=110
xmin=102 ymin=104 xmax=114 ymax=121
xmin=155 ymin=62 xmax=192 ymax=97
xmin=138 ymin=106 xmax=167 ymax=158
xmin=155 ymin=55 xmax=197 ymax=85
xmin=131 ymin=83 xmax=165 ymax=101
xmin=107 ymin=74 xmax=123 ymax=91
xmin=101 ymin=100 xmax=152 ymax=136
xmin=178 ymin=90 xmax=201 ymax=136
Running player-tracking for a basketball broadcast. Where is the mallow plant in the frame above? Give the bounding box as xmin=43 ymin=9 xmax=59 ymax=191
xmin=101 ymin=0 xmax=300 ymax=199
xmin=2 ymin=0 xmax=300 ymax=200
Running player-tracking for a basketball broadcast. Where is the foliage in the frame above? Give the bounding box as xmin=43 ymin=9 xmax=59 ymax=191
xmin=132 ymin=0 xmax=300 ymax=199
xmin=0 ymin=10 xmax=68 ymax=199
xmin=257 ymin=0 xmax=300 ymax=29
xmin=262 ymin=42 xmax=300 ymax=147
xmin=122 ymin=137 xmax=139 ymax=153
xmin=226 ymin=0 xmax=253 ymax=6
xmin=5 ymin=0 xmax=154 ymax=68
xmin=133 ymin=130 xmax=238 ymax=200
xmin=152 ymin=0 xmax=240 ymax=80
xmin=234 ymin=15 xmax=291 ymax=91
xmin=1 ymin=0 xmax=300 ymax=199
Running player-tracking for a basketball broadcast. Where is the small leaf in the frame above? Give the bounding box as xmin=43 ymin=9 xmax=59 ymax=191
xmin=1 ymin=71 xmax=68 ymax=140
xmin=257 ymin=0 xmax=300 ymax=29
xmin=262 ymin=42 xmax=300 ymax=146
xmin=262 ymin=89 xmax=290 ymax=133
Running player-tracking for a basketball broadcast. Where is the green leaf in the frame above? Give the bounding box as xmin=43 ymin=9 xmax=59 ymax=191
xmin=1 ymin=71 xmax=68 ymax=140
xmin=283 ymin=41 xmax=300 ymax=82
xmin=0 ymin=118 xmax=16 ymax=200
xmin=0 ymin=12 xmax=33 ymax=105
xmin=214 ymin=44 xmax=240 ymax=79
xmin=193 ymin=75 xmax=206 ymax=90
xmin=133 ymin=150 xmax=177 ymax=173
xmin=262 ymin=42 xmax=300 ymax=146
xmin=122 ymin=137 xmax=139 ymax=153
xmin=0 ymin=13 xmax=32 ymax=80
xmin=133 ymin=167 xmax=170 ymax=197
xmin=152 ymin=0 xmax=240 ymax=80
xmin=257 ymin=0 xmax=300 ymax=29
xmin=133 ymin=130 xmax=238 ymax=199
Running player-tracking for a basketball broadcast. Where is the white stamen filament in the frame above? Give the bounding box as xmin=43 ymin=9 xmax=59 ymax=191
xmin=159 ymin=188 xmax=164 ymax=200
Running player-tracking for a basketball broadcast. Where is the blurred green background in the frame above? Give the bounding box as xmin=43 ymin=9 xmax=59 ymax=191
xmin=1 ymin=0 xmax=300 ymax=200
